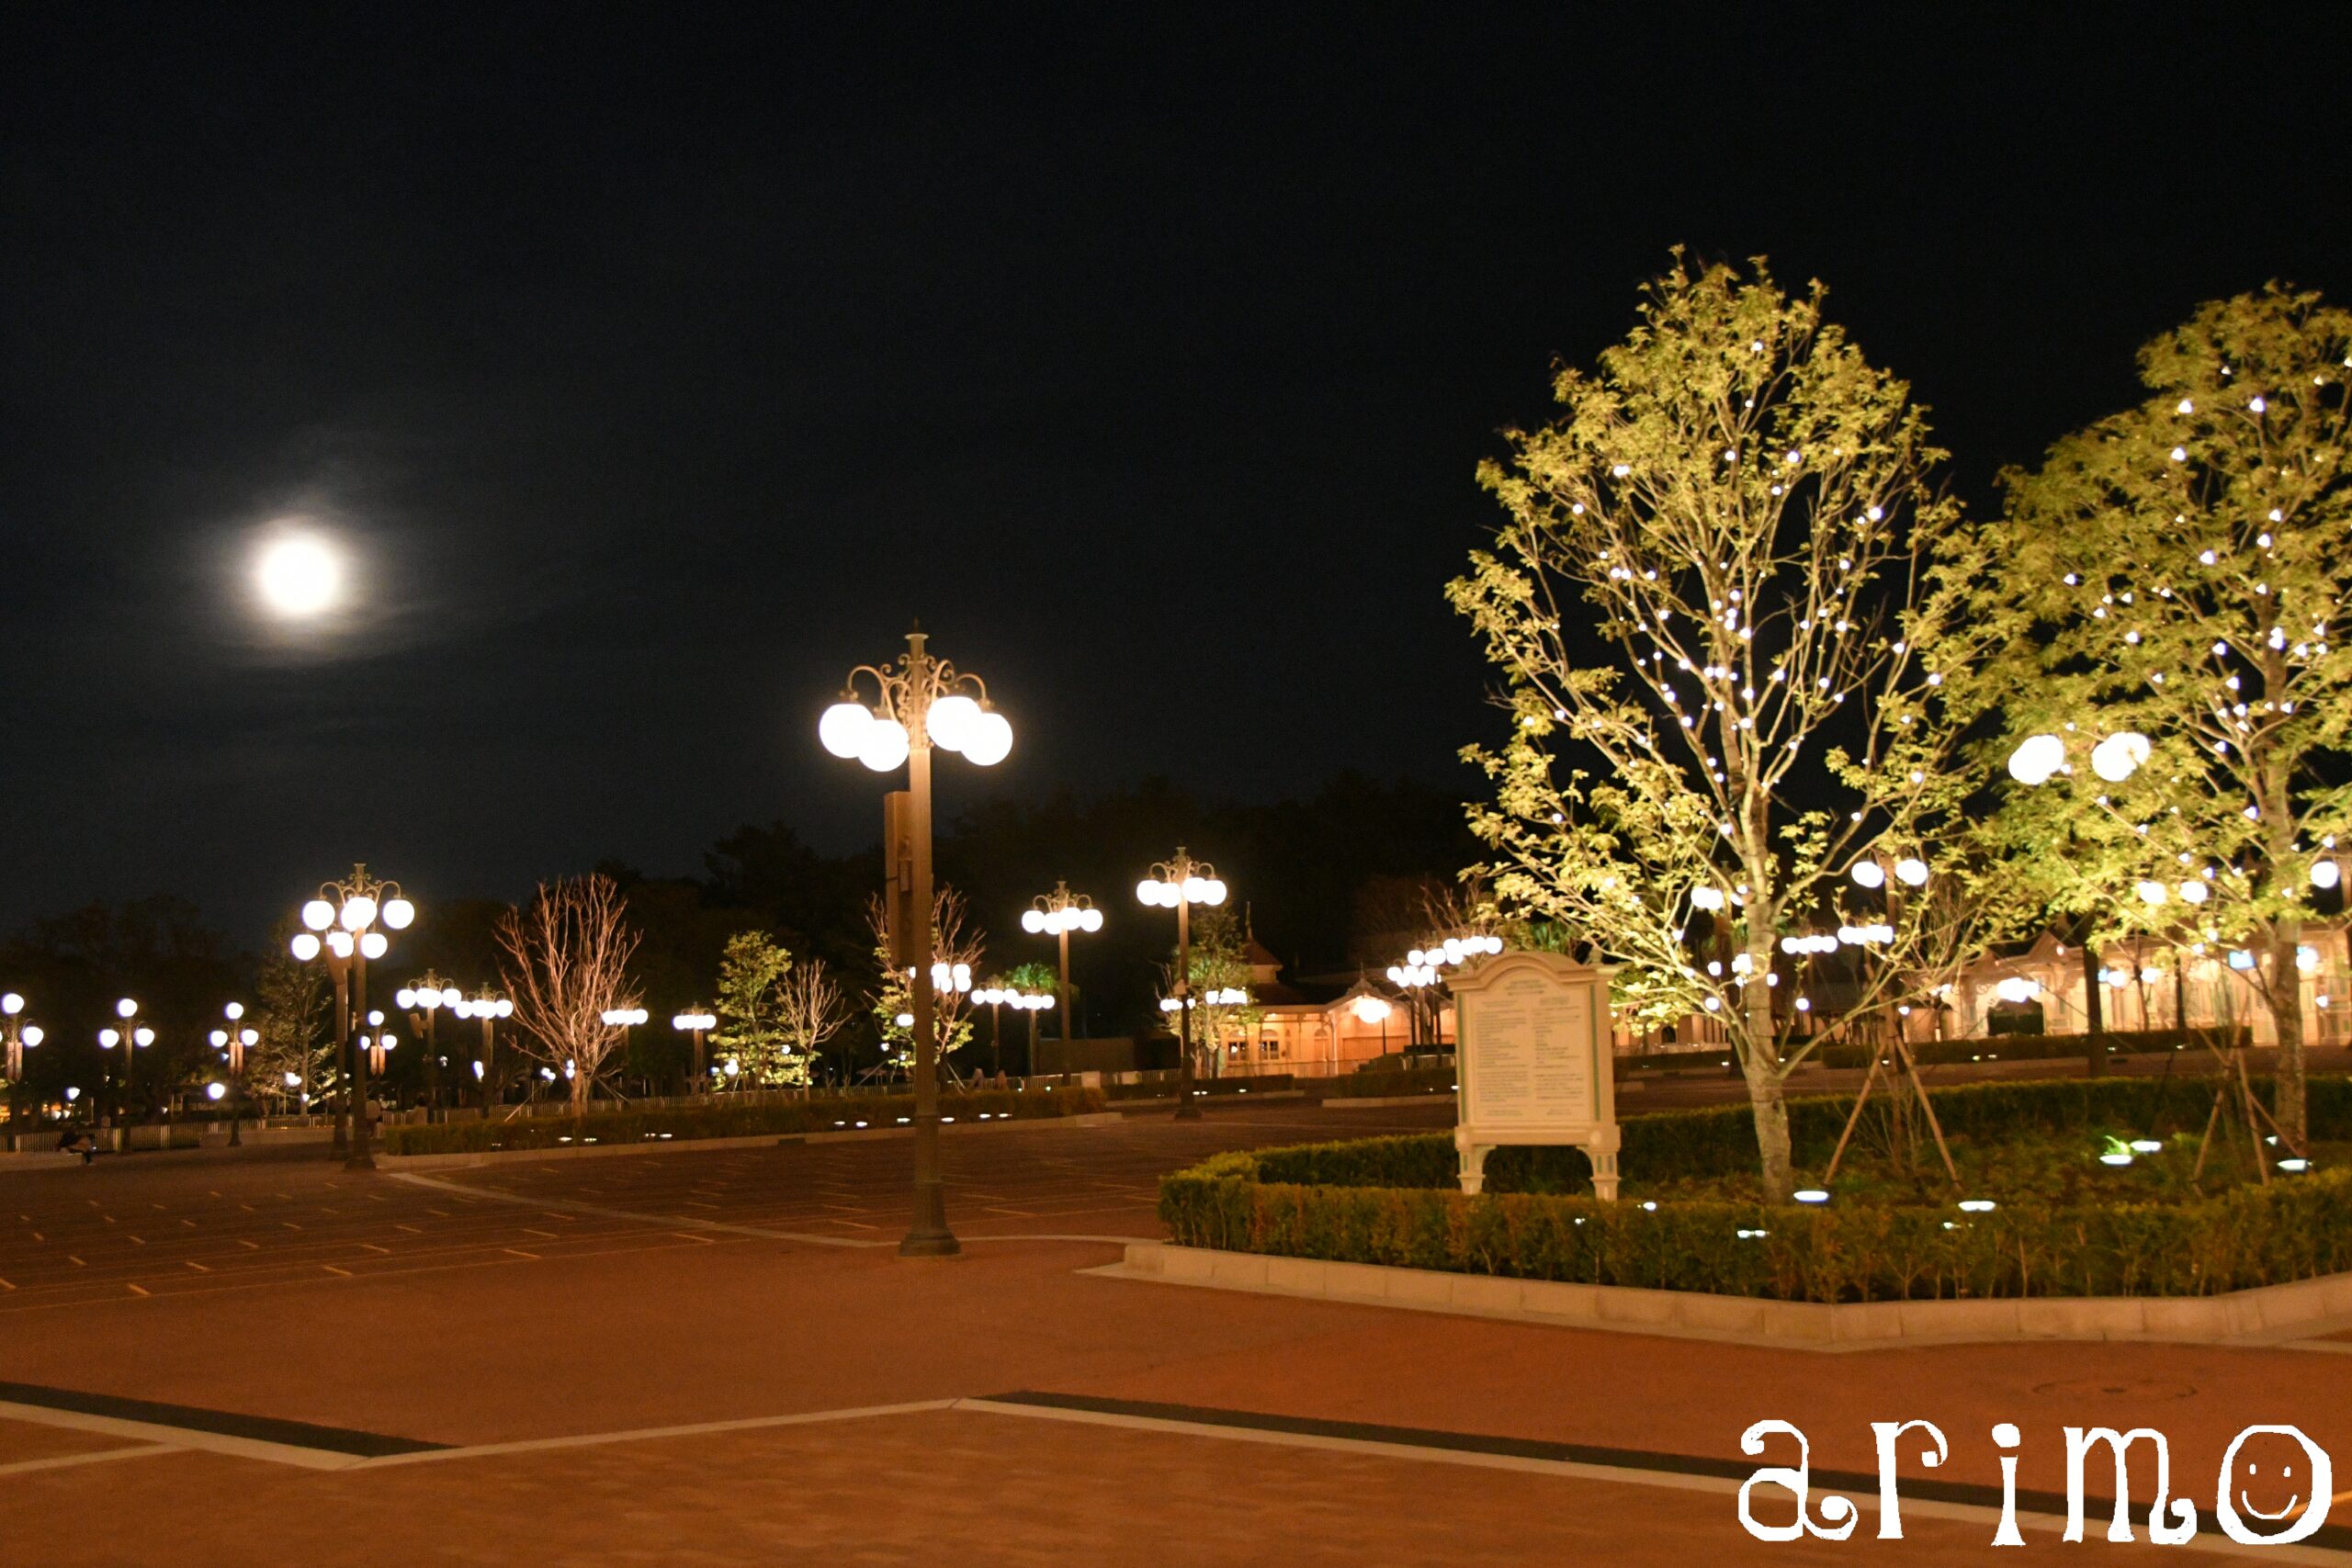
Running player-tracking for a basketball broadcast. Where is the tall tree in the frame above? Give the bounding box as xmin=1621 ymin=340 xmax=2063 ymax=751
xmin=495 ymin=874 xmax=644 ymax=1113
xmin=710 ymin=931 xmax=797 ymax=1087
xmin=246 ymin=928 xmax=334 ymax=1112
xmin=775 ymin=957 xmax=849 ymax=1089
xmin=1449 ymin=254 xmax=1989 ymax=1200
xmin=865 ymin=887 xmax=983 ymax=1075
xmin=1990 ymin=284 xmax=2352 ymax=1145
xmin=1163 ymin=905 xmax=1264 ymax=1077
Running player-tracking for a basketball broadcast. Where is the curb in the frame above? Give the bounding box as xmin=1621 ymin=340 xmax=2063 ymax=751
xmin=378 ymin=1110 xmax=1126 ymax=1169
xmin=1098 ymin=1243 xmax=2352 ymax=1352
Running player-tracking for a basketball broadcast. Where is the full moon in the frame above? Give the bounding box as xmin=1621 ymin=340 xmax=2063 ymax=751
xmin=254 ymin=532 xmax=343 ymax=617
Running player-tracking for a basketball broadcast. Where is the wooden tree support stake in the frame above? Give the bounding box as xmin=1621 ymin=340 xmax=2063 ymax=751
xmin=1824 ymin=1032 xmax=1957 ymax=1186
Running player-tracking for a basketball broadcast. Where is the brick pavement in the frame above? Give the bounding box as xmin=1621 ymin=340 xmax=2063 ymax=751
xmin=0 ymin=1404 xmax=2294 ymax=1567
xmin=0 ymin=1100 xmax=2343 ymax=1565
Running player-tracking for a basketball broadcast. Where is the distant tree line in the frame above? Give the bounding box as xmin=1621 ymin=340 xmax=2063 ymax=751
xmin=0 ymin=771 xmax=1477 ymax=1106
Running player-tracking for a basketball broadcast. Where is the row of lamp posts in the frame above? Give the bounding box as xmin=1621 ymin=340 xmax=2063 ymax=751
xmin=288 ymin=865 xmax=413 ymax=1172
xmin=2 ymin=628 xmax=1243 ymax=1272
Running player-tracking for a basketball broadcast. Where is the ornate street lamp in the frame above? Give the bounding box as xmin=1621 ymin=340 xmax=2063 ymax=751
xmin=2 ymin=992 xmax=43 ymax=1128
xmin=1136 ymin=849 xmax=1227 ymax=1120
xmin=671 ymin=1007 xmax=717 ymax=1091
xmin=1385 ymin=933 xmax=1500 ymax=1049
xmin=288 ymin=863 xmax=413 ymax=1170
xmin=971 ymin=984 xmax=1052 ymax=1076
xmin=396 ymin=973 xmax=462 ymax=1111
xmin=451 ymin=988 xmax=513 ymax=1112
xmin=1384 ymin=960 xmax=1440 ymax=1047
xmin=208 ymin=1002 xmax=259 ymax=1146
xmin=100 ymin=998 xmax=155 ymax=1127
xmin=600 ymin=1007 xmax=650 ymax=1090
xmin=818 ymin=625 xmax=1012 ymax=1258
xmin=1022 ymin=883 xmax=1102 ymax=1042
xmin=360 ymin=1012 xmax=396 ymax=1077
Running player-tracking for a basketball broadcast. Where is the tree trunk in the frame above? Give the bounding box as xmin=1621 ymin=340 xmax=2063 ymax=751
xmin=2080 ymin=925 xmax=2105 ymax=1079
xmin=2268 ymin=915 xmax=2309 ymax=1150
xmin=1743 ymin=1050 xmax=1794 ymax=1201
xmin=570 ymin=1066 xmax=592 ymax=1117
xmin=1741 ymin=926 xmax=1794 ymax=1201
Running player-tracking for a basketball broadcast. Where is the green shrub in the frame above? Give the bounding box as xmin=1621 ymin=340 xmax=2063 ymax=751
xmin=379 ymin=1086 xmax=1108 ymax=1155
xmin=1242 ymin=1076 xmax=2351 ymax=1193
xmin=1814 ymin=1027 xmax=2251 ymax=1070
xmin=1159 ymin=1075 xmax=2352 ymax=1302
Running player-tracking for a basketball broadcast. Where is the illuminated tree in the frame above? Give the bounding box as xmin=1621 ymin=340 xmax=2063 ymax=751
xmin=1160 ymin=905 xmax=1264 ymax=1077
xmin=775 ymin=956 xmax=849 ymax=1090
xmin=1449 ymin=254 xmax=1996 ymax=1200
xmin=247 ymin=927 xmax=334 ymax=1111
xmin=1988 ymin=285 xmax=2352 ymax=1146
xmin=866 ymin=887 xmax=982 ymax=1074
xmin=710 ymin=931 xmax=797 ymax=1087
xmin=496 ymin=874 xmax=643 ymax=1113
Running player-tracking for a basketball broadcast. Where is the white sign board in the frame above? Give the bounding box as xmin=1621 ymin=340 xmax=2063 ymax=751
xmin=1451 ymin=951 xmax=1620 ymax=1201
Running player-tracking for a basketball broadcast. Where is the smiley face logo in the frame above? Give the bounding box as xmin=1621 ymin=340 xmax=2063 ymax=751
xmin=2238 ymin=1450 xmax=2304 ymax=1520
xmin=2216 ymin=1426 xmax=2333 ymax=1546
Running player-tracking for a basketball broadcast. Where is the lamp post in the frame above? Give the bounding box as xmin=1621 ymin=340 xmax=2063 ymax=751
xmin=288 ymin=864 xmax=414 ymax=1171
xmin=2008 ymin=728 xmax=2165 ymax=1075
xmin=1384 ymin=960 xmax=1439 ymax=1047
xmin=208 ymin=1003 xmax=259 ymax=1146
xmin=600 ymin=1007 xmax=649 ymax=1093
xmin=1847 ymin=852 xmax=1929 ymax=1030
xmin=671 ymin=1008 xmax=716 ymax=1093
xmin=360 ymin=1012 xmax=396 ymax=1077
xmin=1825 ymin=850 xmax=1957 ymax=1184
xmin=451 ymin=989 xmax=512 ymax=1113
xmin=817 ymin=625 xmax=1013 ymax=1258
xmin=396 ymin=973 xmax=461 ymax=1112
xmin=1385 ymin=934 xmax=1501 ymax=1051
xmin=1136 ymin=850 xmax=1227 ymax=1121
xmin=2 ymin=993 xmax=42 ymax=1131
xmin=972 ymin=985 xmax=1010 ymax=1075
xmin=973 ymin=985 xmax=1052 ymax=1077
xmin=1022 ymin=884 xmax=1102 ymax=1041
xmin=102 ymin=998 xmax=155 ymax=1127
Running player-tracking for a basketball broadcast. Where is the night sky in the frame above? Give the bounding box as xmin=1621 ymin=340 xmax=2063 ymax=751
xmin=5 ymin=6 xmax=2348 ymax=941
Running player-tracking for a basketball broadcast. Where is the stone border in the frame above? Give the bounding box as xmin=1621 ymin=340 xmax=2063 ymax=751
xmin=379 ymin=1110 xmax=1125 ymax=1170
xmin=1102 ymin=1243 xmax=2352 ymax=1351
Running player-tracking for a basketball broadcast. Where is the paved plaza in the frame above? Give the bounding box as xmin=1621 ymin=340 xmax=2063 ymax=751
xmin=1 ymin=1100 xmax=2346 ymax=1565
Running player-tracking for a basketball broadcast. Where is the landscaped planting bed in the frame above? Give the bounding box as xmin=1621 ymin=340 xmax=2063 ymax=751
xmin=379 ymin=1086 xmax=1108 ymax=1155
xmin=1159 ymin=1076 xmax=2352 ymax=1303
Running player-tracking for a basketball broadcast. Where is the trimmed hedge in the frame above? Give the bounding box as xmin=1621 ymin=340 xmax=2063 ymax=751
xmin=379 ymin=1087 xmax=1108 ymax=1155
xmin=1101 ymin=1074 xmax=1296 ymax=1101
xmin=1159 ymin=1076 xmax=2352 ymax=1302
xmin=1815 ymin=1027 xmax=2251 ymax=1070
xmin=1237 ymin=1075 xmax=2352 ymax=1193
xmin=1622 ymin=1050 xmax=1740 ymax=1072
xmin=1316 ymin=1066 xmax=1456 ymax=1100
